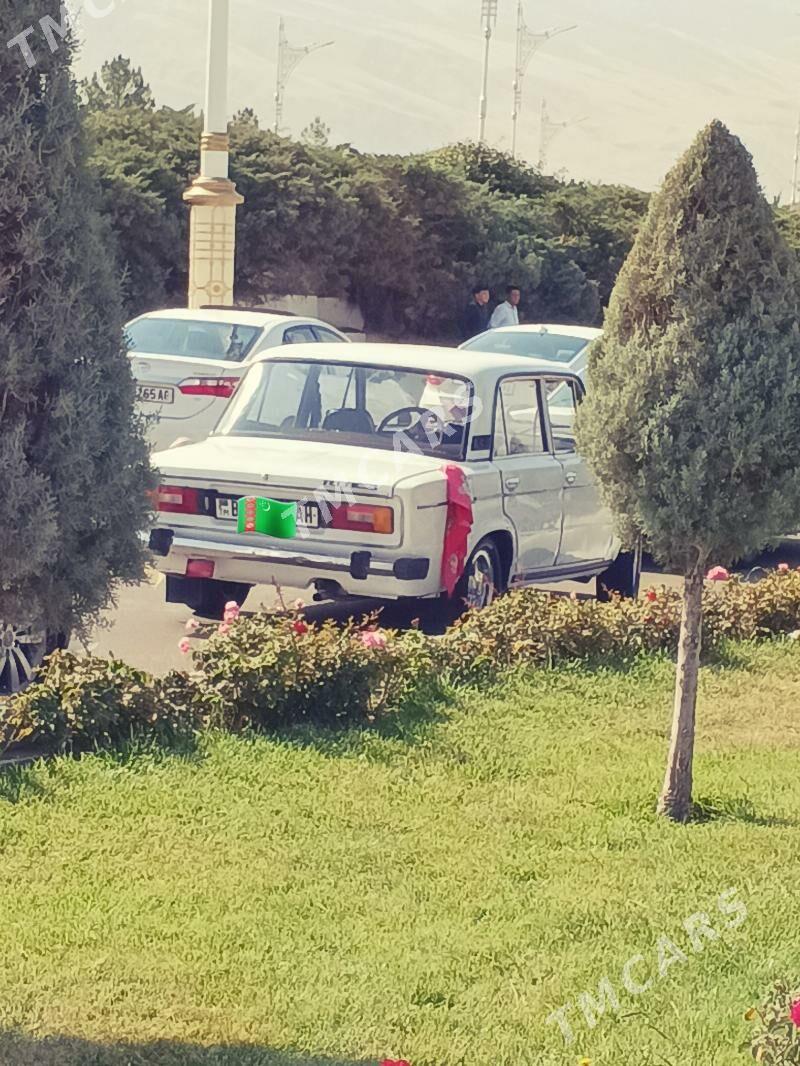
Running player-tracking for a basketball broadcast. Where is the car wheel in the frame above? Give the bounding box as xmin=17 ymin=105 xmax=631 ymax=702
xmin=460 ymin=539 xmax=503 ymax=612
xmin=0 ymin=623 xmax=58 ymax=696
xmin=597 ymin=540 xmax=643 ymax=602
xmin=411 ymin=538 xmax=505 ymax=632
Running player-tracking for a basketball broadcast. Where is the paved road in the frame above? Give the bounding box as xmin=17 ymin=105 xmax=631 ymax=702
xmin=71 ymin=541 xmax=800 ymax=676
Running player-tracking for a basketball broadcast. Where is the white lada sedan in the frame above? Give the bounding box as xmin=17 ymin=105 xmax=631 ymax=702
xmin=146 ymin=344 xmax=640 ymax=619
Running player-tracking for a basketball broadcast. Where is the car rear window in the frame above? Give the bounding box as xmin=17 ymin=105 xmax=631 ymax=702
xmin=126 ymin=318 xmax=261 ymax=362
xmin=216 ymin=360 xmax=473 ymax=460
xmin=462 ymin=330 xmax=589 ymax=363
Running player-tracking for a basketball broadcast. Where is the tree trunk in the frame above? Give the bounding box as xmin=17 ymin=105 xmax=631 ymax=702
xmin=657 ymin=557 xmax=706 ymax=822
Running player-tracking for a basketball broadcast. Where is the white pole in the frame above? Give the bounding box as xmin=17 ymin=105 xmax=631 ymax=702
xmin=479 ymin=0 xmax=497 ymax=144
xmin=479 ymin=21 xmax=492 ymax=143
xmin=275 ymin=17 xmax=286 ymax=135
xmin=184 ymin=0 xmax=243 ymax=309
xmin=511 ymin=0 xmax=522 ymax=157
xmin=201 ymin=0 xmax=230 ymax=180
xmin=274 ymin=18 xmax=334 ymax=137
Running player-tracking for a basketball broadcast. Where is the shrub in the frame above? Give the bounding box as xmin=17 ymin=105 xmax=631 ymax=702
xmin=745 ymin=981 xmax=800 ymax=1063
xmin=192 ymin=609 xmax=438 ymax=731
xmin=442 ymin=568 xmax=800 ymax=687
xmin=1 ymin=652 xmax=202 ymax=753
xmin=1 ymin=568 xmax=799 ymax=755
xmin=707 ymin=566 xmax=800 ymax=641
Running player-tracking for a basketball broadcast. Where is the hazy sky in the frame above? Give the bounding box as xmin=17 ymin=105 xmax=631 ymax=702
xmin=73 ymin=0 xmax=800 ymax=200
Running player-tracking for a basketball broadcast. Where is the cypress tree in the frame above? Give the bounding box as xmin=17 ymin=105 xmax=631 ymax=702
xmin=577 ymin=121 xmax=800 ymax=821
xmin=0 ymin=0 xmax=153 ymax=687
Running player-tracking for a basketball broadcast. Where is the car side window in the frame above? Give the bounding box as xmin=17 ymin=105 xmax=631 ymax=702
xmin=494 ymin=378 xmax=545 ymax=457
xmin=314 ymin=326 xmax=345 ymax=343
xmin=283 ymin=324 xmax=318 ymax=345
xmin=545 ymin=378 xmax=579 ymax=453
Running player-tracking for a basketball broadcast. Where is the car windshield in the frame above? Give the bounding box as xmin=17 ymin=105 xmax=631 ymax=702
xmin=126 ymin=317 xmax=261 ymax=362
xmin=463 ymin=330 xmax=590 ymax=363
xmin=216 ymin=360 xmax=474 ymax=459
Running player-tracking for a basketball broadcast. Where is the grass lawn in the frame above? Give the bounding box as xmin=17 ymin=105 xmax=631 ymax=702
xmin=0 ymin=642 xmax=799 ymax=1066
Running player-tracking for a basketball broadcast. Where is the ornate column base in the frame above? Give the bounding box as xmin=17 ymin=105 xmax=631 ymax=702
xmin=183 ymin=174 xmax=244 ymax=309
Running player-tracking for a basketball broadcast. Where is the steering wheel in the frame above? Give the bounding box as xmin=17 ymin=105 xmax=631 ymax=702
xmin=377 ymin=406 xmax=446 ymax=443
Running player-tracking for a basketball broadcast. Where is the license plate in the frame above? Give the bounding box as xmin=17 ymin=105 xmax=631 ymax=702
xmin=137 ymin=385 xmax=175 ymax=404
xmin=215 ymin=496 xmax=320 ymax=529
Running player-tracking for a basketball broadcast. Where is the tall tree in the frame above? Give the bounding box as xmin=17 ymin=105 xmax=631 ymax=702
xmin=85 ymin=104 xmax=200 ymax=314
xmin=577 ymin=121 xmax=800 ymax=821
xmin=80 ymin=55 xmax=155 ymax=112
xmin=0 ymin=2 xmax=153 ymax=680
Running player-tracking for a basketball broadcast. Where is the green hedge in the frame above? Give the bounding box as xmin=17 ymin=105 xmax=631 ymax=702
xmin=2 ymin=569 xmax=799 ymax=754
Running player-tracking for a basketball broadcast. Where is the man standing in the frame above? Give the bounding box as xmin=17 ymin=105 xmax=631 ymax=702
xmin=489 ymin=285 xmax=521 ymax=328
xmin=461 ymin=283 xmax=491 ymax=340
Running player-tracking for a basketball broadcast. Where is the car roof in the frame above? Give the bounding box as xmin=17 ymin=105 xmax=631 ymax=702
xmin=485 ymin=323 xmax=603 ymax=340
xmin=128 ymin=308 xmax=294 ymax=329
xmin=250 ymin=341 xmax=580 ymax=378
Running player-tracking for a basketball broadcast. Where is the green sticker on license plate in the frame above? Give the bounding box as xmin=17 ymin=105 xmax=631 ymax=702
xmin=237 ymin=497 xmax=297 ymax=539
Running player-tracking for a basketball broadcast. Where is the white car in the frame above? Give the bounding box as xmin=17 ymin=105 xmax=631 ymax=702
xmin=146 ymin=343 xmax=640 ymax=619
xmin=460 ymin=323 xmax=602 ymax=382
xmin=127 ymin=308 xmax=350 ymax=451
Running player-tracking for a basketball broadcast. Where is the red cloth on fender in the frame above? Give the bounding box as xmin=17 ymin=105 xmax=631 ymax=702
xmin=441 ymin=464 xmax=474 ymax=596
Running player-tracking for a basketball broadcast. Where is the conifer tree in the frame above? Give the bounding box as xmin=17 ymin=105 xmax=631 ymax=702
xmin=577 ymin=122 xmax=800 ymax=821
xmin=0 ymin=1 xmax=153 ymax=689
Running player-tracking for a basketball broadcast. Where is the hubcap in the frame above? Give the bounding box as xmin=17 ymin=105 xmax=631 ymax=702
xmin=0 ymin=623 xmax=46 ymax=696
xmin=466 ymin=549 xmax=497 ymax=611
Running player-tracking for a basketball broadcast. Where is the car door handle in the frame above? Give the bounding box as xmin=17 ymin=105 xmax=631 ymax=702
xmin=565 ymin=471 xmax=577 ymax=486
xmin=505 ymin=476 xmax=520 ymax=491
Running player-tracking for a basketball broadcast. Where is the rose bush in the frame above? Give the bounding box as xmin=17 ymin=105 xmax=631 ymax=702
xmin=745 ymin=981 xmax=800 ymax=1063
xmin=192 ymin=608 xmax=439 ymax=731
xmin=1 ymin=652 xmax=204 ymax=753
xmin=2 ymin=567 xmax=800 ymax=753
xmin=443 ymin=567 xmax=800 ymax=687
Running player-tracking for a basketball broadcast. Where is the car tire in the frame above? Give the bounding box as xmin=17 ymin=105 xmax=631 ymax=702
xmin=0 ymin=624 xmax=65 ymax=697
xmin=423 ymin=537 xmax=504 ymax=631
xmin=597 ymin=541 xmax=642 ymax=602
xmin=458 ymin=538 xmax=504 ymax=612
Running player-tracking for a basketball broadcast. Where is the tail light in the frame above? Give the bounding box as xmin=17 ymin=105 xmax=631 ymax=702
xmin=178 ymin=376 xmax=239 ymax=398
xmin=154 ymin=485 xmax=200 ymax=514
xmin=186 ymin=559 xmax=215 ymax=578
xmin=330 ymin=503 xmax=394 ymax=534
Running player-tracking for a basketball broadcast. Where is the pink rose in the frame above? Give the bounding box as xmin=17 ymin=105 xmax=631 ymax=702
xmin=224 ymin=601 xmax=240 ymax=618
xmin=218 ymin=622 xmax=232 ymax=636
xmin=361 ymin=630 xmax=388 ymax=650
xmin=791 ymin=1000 xmax=800 ymax=1027
xmin=178 ymin=638 xmax=191 ymax=655
xmin=185 ymin=618 xmax=201 ymax=635
xmin=706 ymin=566 xmax=730 ymax=582
xmin=223 ymin=608 xmax=239 ymax=624
xmin=778 ymin=563 xmax=790 ymax=574
xmin=293 ymin=598 xmax=306 ymax=610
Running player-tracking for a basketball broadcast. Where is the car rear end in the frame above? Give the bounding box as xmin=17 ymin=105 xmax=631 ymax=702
xmin=127 ymin=312 xmax=266 ymax=451
xmin=148 ymin=440 xmax=449 ymax=607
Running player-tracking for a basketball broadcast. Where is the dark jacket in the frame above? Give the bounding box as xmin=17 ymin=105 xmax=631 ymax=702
xmin=461 ymin=300 xmax=490 ymax=341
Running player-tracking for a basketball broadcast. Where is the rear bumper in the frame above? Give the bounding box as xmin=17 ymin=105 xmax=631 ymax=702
xmin=146 ymin=528 xmax=435 ymax=599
